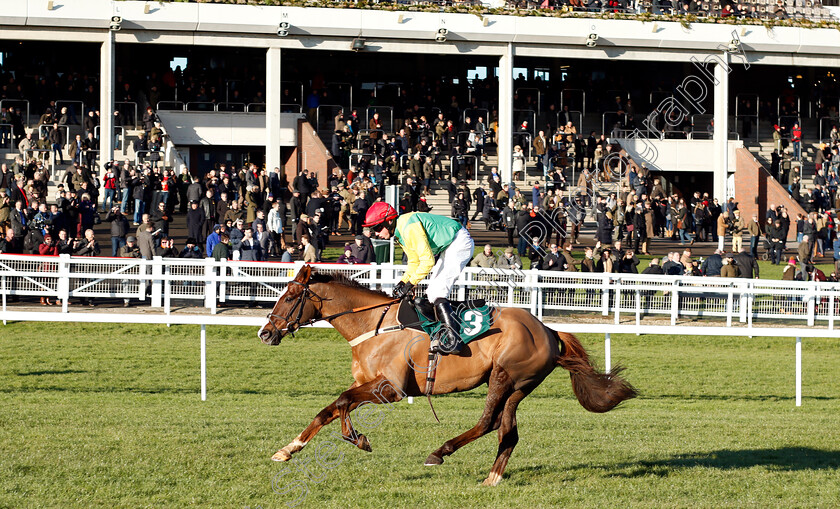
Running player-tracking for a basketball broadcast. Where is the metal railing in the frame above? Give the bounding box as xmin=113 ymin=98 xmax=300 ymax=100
xmin=157 ymin=101 xmax=185 ymax=111
xmin=602 ymin=111 xmax=627 ymax=135
xmin=217 ymin=102 xmax=246 ymax=112
xmin=735 ymin=93 xmax=760 ymax=142
xmin=355 ymin=129 xmax=387 ymax=151
xmin=777 ymin=95 xmax=801 ymax=117
xmin=55 ymin=100 xmax=85 ymax=124
xmin=686 ymin=131 xmax=741 ymax=140
xmin=80 ymin=149 xmax=100 ymax=165
xmin=283 ymin=81 xmax=304 ymax=108
xmin=819 ymin=116 xmax=839 ymax=142
xmin=513 ymin=109 xmax=536 ymax=135
xmin=557 ymin=110 xmax=584 ymax=137
xmin=0 ymin=99 xmax=30 ymax=127
xmin=135 ymin=150 xmax=166 ymax=166
xmin=247 ymin=103 xmax=266 ymax=113
xmin=316 ymin=104 xmax=346 ymax=134
xmin=366 ymin=106 xmax=394 ymax=134
xmin=94 ymin=125 xmax=126 ymax=145
xmin=185 ymin=102 xmax=217 ymax=112
xmin=514 ymin=131 xmax=533 ymax=160
xmin=462 ymin=108 xmax=489 ymax=126
xmin=648 ymin=91 xmax=673 ymax=110
xmin=38 ymin=124 xmax=70 ymax=145
xmin=0 ymin=257 xmax=838 ymax=330
xmin=324 ymin=82 xmax=353 ymax=112
xmin=115 ymin=101 xmax=138 ymax=128
xmin=561 ymin=89 xmax=586 ymax=116
xmin=515 ymin=88 xmax=541 ymax=115
xmin=0 ymin=124 xmax=12 ymax=150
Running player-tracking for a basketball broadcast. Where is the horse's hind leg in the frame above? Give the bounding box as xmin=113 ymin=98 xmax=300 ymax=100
xmin=482 ymin=389 xmax=527 ymax=486
xmin=424 ymin=366 xmax=514 ymax=466
xmin=272 ymin=376 xmax=404 ymax=462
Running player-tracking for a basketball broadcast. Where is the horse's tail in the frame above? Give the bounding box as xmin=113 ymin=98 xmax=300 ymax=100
xmin=552 ymin=330 xmax=638 ymax=413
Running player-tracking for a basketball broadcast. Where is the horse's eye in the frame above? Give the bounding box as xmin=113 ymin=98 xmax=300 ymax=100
xmin=285 ymin=297 xmax=294 ymax=302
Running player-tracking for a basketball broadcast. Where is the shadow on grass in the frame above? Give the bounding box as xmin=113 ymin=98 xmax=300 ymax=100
xmin=653 ymin=393 xmax=835 ymax=402
xmin=602 ymin=447 xmax=840 ymax=478
xmin=16 ymin=369 xmax=87 ymax=376
xmin=508 ymin=447 xmax=840 ymax=484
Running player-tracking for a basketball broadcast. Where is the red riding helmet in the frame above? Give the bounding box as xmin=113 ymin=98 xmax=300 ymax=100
xmin=363 ymin=202 xmax=398 ymax=228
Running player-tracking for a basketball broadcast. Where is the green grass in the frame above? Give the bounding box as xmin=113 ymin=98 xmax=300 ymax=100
xmin=2 ymin=324 xmax=840 ymax=507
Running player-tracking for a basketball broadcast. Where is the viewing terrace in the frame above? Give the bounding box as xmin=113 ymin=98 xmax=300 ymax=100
xmin=160 ymin=0 xmax=838 ymax=25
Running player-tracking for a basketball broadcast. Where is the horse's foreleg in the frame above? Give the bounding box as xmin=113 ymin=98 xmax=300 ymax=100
xmin=425 ymin=367 xmax=513 ymax=466
xmin=271 ymin=382 xmax=360 ymax=462
xmin=482 ymin=390 xmax=526 ymax=486
xmin=334 ymin=375 xmax=405 ymax=453
xmin=272 ymin=376 xmax=405 ymax=462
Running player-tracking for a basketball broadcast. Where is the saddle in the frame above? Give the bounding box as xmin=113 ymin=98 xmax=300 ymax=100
xmin=397 ymin=298 xmax=495 ymax=344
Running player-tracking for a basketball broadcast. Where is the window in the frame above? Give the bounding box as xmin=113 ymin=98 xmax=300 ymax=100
xmin=467 ymin=67 xmax=487 ymax=82
xmin=170 ymin=57 xmax=188 ymax=72
xmin=534 ymin=68 xmax=550 ymax=81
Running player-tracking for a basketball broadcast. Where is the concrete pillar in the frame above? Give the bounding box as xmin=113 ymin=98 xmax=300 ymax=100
xmin=714 ymin=52 xmax=730 ymax=251
xmin=99 ymin=30 xmax=115 ymax=175
xmin=266 ymin=47 xmax=282 ymax=173
xmin=713 ymin=52 xmax=729 ymax=208
xmin=498 ymin=43 xmax=513 ymax=184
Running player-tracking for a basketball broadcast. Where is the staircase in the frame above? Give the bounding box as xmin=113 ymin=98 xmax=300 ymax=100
xmin=745 ymin=117 xmax=822 ymax=189
xmin=1 ymin=125 xmax=147 ymax=204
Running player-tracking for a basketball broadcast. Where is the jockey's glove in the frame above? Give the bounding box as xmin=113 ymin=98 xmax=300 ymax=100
xmin=393 ymin=281 xmax=415 ymax=300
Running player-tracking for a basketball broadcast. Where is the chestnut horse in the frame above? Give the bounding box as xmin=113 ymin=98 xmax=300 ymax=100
xmin=259 ymin=265 xmax=636 ymax=486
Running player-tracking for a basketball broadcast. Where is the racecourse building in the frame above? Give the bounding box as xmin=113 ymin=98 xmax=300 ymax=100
xmin=2 ymin=0 xmax=840 ymax=207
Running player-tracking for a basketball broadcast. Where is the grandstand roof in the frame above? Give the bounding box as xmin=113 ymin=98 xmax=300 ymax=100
xmin=2 ymin=0 xmax=840 ymax=66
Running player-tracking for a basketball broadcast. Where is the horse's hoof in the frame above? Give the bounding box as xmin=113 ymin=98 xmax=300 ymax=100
xmin=271 ymin=449 xmax=292 ymax=462
xmin=424 ymin=453 xmax=444 ymax=466
xmin=481 ymin=472 xmax=502 ymax=486
xmin=356 ymin=434 xmax=372 ymax=453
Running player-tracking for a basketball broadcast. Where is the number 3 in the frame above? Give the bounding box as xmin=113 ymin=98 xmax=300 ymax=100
xmin=462 ymin=310 xmax=482 ymax=336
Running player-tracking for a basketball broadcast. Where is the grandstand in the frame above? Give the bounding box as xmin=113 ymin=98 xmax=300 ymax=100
xmin=2 ymin=0 xmax=839 ymax=198
xmin=1 ymin=0 xmax=839 ymax=261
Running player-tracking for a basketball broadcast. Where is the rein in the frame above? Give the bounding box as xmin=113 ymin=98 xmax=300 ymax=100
xmin=266 ymin=279 xmax=399 ymax=336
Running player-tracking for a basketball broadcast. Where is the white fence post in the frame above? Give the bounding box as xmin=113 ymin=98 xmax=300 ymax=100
xmin=726 ymin=288 xmax=734 ymax=328
xmin=604 ymin=332 xmax=611 ymax=373
xmin=614 ymin=278 xmax=621 ymax=325
xmin=601 ymin=273 xmax=610 ymax=316
xmin=670 ymin=279 xmax=679 ymax=326
xmin=635 ymin=289 xmax=641 ymax=327
xmin=58 ymin=254 xmax=70 ymax=312
xmin=204 ymin=258 xmax=216 ymax=313
xmin=739 ymin=281 xmax=748 ymax=323
xmin=747 ymin=281 xmax=754 ymax=330
xmin=164 ymin=264 xmax=172 ymax=317
xmin=529 ymin=270 xmax=538 ymax=316
xmin=795 ymin=336 xmax=801 ymax=407
xmin=201 ymin=324 xmax=207 ymax=401
xmin=151 ymin=257 xmax=163 ymax=307
xmin=219 ymin=259 xmax=228 ymax=306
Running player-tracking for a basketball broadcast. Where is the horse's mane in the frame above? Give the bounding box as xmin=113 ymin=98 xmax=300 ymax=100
xmin=309 ymin=271 xmax=390 ymax=298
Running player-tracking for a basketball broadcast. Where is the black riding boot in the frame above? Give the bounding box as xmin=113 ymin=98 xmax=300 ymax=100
xmin=413 ymin=297 xmax=435 ymax=321
xmin=431 ymin=298 xmax=463 ymax=355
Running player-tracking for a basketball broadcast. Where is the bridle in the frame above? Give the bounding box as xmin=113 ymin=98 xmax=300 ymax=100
xmin=265 ymin=279 xmax=400 ymax=338
xmin=265 ymin=281 xmax=324 ymax=337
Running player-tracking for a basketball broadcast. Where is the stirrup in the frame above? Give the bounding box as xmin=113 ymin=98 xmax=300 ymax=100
xmin=432 ymin=299 xmax=463 ymax=355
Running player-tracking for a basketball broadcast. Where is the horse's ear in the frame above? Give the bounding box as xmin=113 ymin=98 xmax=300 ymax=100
xmin=295 ymin=264 xmax=312 ymax=283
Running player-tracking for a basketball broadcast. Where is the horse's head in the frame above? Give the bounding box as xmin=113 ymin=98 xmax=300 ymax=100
xmin=258 ymin=265 xmax=322 ymax=345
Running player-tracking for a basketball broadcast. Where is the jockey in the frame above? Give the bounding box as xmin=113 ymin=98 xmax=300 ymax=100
xmin=363 ymin=202 xmax=475 ymax=355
